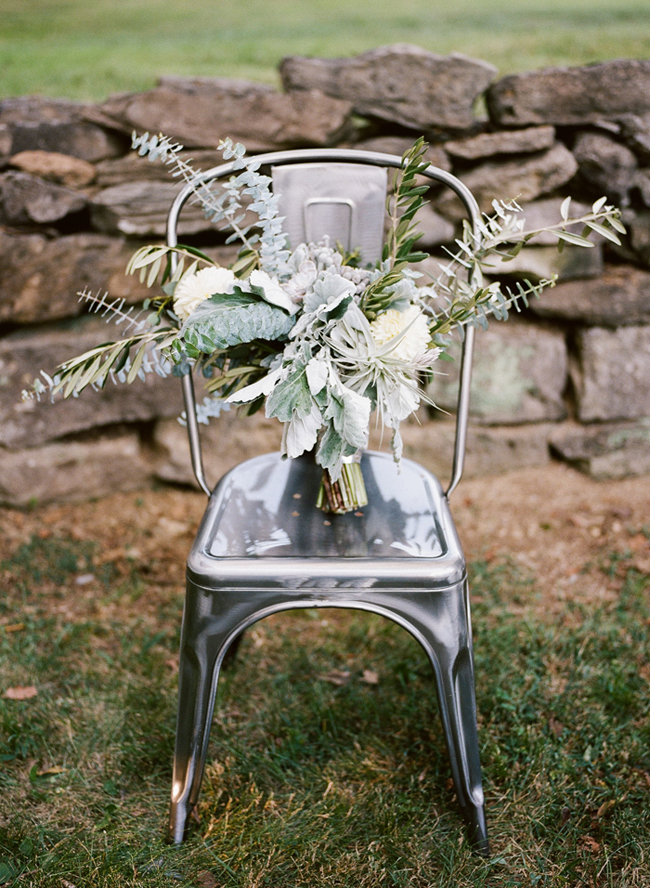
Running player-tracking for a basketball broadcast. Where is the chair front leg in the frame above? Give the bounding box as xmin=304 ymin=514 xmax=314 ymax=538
xmin=168 ymin=630 xmax=227 ymax=843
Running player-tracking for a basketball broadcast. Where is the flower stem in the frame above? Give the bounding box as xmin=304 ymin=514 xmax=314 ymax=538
xmin=316 ymin=462 xmax=368 ymax=514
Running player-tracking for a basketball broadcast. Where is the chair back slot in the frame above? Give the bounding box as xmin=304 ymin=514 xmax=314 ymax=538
xmin=271 ymin=163 xmax=387 ymax=265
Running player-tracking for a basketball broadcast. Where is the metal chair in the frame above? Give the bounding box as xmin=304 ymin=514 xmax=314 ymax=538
xmin=165 ymin=149 xmax=489 ymax=855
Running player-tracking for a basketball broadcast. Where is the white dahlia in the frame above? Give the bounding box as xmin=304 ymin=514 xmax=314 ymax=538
xmin=369 ymin=305 xmax=430 ymax=362
xmin=173 ymin=266 xmax=236 ymax=322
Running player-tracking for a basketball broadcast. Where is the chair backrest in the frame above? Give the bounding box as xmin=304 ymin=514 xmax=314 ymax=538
xmin=272 ymin=162 xmax=388 ymax=264
xmin=166 ymin=148 xmax=482 ymax=500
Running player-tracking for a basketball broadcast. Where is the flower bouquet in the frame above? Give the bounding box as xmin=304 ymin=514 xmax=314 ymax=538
xmin=26 ymin=135 xmax=624 ymax=513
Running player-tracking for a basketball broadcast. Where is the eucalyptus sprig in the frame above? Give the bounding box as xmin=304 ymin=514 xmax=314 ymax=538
xmin=425 ymin=194 xmax=626 ymax=339
xmin=131 ymin=133 xmax=290 ymax=279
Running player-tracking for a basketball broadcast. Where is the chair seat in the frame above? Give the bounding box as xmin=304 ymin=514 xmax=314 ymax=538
xmin=187 ymin=451 xmax=466 ymax=592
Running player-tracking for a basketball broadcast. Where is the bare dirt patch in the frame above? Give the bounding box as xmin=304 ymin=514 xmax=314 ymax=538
xmin=1 ymin=463 xmax=648 ymax=624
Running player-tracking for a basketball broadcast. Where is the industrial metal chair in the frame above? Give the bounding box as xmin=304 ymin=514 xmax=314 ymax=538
xmin=165 ymin=149 xmax=489 ymax=855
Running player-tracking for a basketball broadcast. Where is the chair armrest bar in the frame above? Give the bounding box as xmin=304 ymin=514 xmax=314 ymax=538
xmin=182 ymin=372 xmax=211 ymax=496
xmin=445 ymin=323 xmax=475 ymax=500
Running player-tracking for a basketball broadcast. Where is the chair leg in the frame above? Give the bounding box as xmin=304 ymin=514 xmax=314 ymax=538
xmin=167 ymin=631 xmax=227 ymax=844
xmin=432 ymin=642 xmax=489 ymax=857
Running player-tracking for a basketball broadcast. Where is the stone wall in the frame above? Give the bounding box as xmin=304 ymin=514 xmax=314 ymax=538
xmin=1 ymin=46 xmax=649 ymax=506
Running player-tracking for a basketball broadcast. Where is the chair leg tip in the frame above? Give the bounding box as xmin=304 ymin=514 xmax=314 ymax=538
xmin=462 ymin=804 xmax=489 ymax=857
xmin=167 ymin=804 xmax=190 ymax=844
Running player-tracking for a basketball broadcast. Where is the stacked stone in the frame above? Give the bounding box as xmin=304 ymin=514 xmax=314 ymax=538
xmin=1 ymin=46 xmax=649 ymax=505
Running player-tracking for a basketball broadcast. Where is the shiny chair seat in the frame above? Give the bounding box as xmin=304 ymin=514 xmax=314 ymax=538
xmin=169 ymin=450 xmax=488 ymax=854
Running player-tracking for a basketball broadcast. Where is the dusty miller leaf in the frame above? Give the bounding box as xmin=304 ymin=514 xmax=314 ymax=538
xmin=181 ymin=290 xmax=294 ymax=351
xmin=266 ymin=364 xmax=313 ymax=421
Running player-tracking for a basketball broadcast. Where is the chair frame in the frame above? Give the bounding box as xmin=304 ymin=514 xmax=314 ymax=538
xmin=165 ymin=150 xmax=489 ymax=855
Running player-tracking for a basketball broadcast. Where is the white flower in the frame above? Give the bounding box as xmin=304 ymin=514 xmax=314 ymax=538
xmin=173 ymin=266 xmax=236 ymax=321
xmin=369 ymin=305 xmax=430 ymax=362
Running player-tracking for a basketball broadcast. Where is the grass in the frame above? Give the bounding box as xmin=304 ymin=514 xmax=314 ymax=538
xmin=1 ymin=529 xmax=649 ymax=886
xmin=1 ymin=0 xmax=650 ymax=101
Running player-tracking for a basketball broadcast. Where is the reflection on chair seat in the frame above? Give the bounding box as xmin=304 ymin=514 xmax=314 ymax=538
xmin=207 ymin=451 xmax=447 ymax=559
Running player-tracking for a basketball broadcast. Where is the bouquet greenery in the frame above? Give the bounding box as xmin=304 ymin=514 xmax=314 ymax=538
xmin=26 ymin=135 xmax=624 ymax=513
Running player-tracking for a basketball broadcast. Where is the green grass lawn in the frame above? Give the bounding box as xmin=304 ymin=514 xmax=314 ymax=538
xmin=1 ymin=525 xmax=649 ymax=886
xmin=2 ymin=0 xmax=650 ymax=101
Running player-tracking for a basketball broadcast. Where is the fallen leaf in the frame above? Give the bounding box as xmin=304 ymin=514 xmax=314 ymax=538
xmin=549 ymin=716 xmax=564 ymax=737
xmin=38 ymin=766 xmax=66 ymax=776
xmin=319 ymin=669 xmax=350 ymax=686
xmin=4 ymin=686 xmax=37 ymax=700
xmin=579 ymin=835 xmax=601 ymax=853
xmin=596 ymin=799 xmax=616 ymax=818
xmin=3 ymin=623 xmax=25 ymax=633
xmin=633 ymin=557 xmax=650 ymax=573
xmin=195 ymin=872 xmax=218 ymax=888
xmin=361 ymin=669 xmax=379 ymax=685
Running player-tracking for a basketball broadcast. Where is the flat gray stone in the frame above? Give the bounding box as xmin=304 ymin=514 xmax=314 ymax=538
xmin=0 ymin=231 xmax=152 ymax=323
xmin=628 ymin=210 xmax=650 ymax=267
xmin=0 ymin=96 xmax=125 ymax=162
xmin=635 ymin=169 xmax=650 ymax=207
xmin=0 ymin=431 xmax=152 ymax=507
xmin=352 ymin=136 xmax=451 ymax=171
xmin=444 ymin=126 xmax=555 ymax=160
xmin=9 ymin=150 xmax=96 ymax=188
xmin=427 ymin=319 xmax=568 ymax=425
xmin=435 ymin=142 xmax=578 ymax=218
xmin=94 ymin=79 xmax=352 ymax=151
xmin=572 ymin=132 xmax=637 ymax=204
xmin=618 ymin=113 xmax=650 ymax=163
xmin=487 ymin=60 xmax=650 ymax=127
xmin=573 ymin=325 xmax=650 ymax=421
xmin=0 ymin=316 xmax=183 ymax=449
xmin=153 ymin=413 xmax=283 ymax=489
xmin=280 ymin=45 xmax=496 ymax=132
xmin=94 ymin=149 xmax=226 ymax=188
xmin=517 ymin=197 xmax=591 ymax=245
xmin=0 ymin=171 xmax=87 ymax=225
xmin=487 ymin=243 xmax=604 ymax=283
xmin=0 ymin=124 xmax=11 ymax=157
xmin=90 ymin=180 xmax=209 ymax=236
xmin=549 ymin=420 xmax=650 ymax=479
xmin=155 ymin=411 xmax=553 ymax=491
xmin=530 ymin=264 xmax=650 ymax=326
xmin=391 ymin=418 xmax=553 ymax=480
xmin=414 ymin=203 xmax=455 ymax=248
xmin=0 ymin=231 xmax=238 ymax=325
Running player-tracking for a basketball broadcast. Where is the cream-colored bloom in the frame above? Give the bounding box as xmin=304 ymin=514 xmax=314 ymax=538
xmin=369 ymin=305 xmax=430 ymax=361
xmin=173 ymin=266 xmax=236 ymax=321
